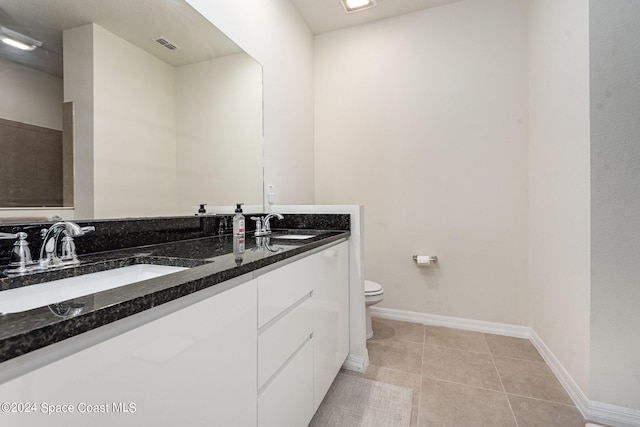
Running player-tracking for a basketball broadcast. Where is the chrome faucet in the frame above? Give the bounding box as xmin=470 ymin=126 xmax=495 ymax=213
xmin=39 ymin=222 xmax=95 ymax=268
xmin=251 ymin=213 xmax=284 ymax=236
xmin=264 ymin=213 xmax=284 ymax=233
xmin=2 ymin=222 xmax=95 ymax=276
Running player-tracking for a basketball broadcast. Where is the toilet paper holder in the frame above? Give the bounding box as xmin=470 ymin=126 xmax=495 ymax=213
xmin=412 ymin=255 xmax=438 ymax=263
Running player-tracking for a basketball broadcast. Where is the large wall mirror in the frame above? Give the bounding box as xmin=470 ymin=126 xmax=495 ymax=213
xmin=0 ymin=0 xmax=264 ymax=220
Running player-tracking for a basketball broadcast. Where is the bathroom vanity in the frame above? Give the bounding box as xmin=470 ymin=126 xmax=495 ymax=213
xmin=0 ymin=214 xmax=352 ymax=426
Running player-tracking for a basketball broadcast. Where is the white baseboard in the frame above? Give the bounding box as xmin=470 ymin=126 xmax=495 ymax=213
xmin=587 ymin=401 xmax=640 ymax=427
xmin=371 ymin=307 xmax=640 ymax=427
xmin=370 ymin=306 xmax=530 ymax=338
xmin=529 ymin=329 xmax=590 ymax=417
xmin=343 ymin=351 xmax=369 ymax=373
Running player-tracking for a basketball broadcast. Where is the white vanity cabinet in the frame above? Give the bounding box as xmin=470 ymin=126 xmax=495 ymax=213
xmin=310 ymin=241 xmax=350 ymax=410
xmin=0 ymin=238 xmax=350 ymax=427
xmin=256 ymin=240 xmax=350 ymax=427
xmin=0 ymin=279 xmax=258 ymax=427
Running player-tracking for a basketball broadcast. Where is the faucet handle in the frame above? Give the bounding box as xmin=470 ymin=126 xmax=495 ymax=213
xmin=6 ymin=232 xmax=34 ymax=268
xmin=59 ymin=226 xmax=93 ymax=261
xmin=60 ymin=235 xmax=77 ymax=261
xmin=1 ymin=232 xmax=36 ymax=275
xmin=250 ymin=216 xmax=263 ymax=236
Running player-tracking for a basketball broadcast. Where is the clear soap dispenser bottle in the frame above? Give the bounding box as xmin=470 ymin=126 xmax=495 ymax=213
xmin=233 ymin=203 xmax=245 ymax=237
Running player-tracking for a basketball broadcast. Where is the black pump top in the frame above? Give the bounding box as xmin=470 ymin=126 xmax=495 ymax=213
xmin=198 ymin=204 xmax=207 ymax=214
xmin=235 ymin=203 xmax=243 ymax=213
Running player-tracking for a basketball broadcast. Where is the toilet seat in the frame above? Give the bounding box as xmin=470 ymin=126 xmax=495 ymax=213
xmin=365 ymin=280 xmax=383 ymax=297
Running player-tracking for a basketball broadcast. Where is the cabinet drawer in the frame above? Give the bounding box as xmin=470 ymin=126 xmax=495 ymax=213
xmin=258 ymin=337 xmax=314 ymax=427
xmin=258 ymin=256 xmax=313 ymax=327
xmin=258 ymin=296 xmax=312 ymax=388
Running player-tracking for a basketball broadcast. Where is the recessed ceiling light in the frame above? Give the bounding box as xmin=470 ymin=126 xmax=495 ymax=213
xmin=0 ymin=26 xmax=42 ymax=52
xmin=341 ymin=0 xmax=378 ymax=13
xmin=1 ymin=37 xmax=36 ymax=51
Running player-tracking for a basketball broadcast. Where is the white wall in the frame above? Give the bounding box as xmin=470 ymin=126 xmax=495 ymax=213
xmin=528 ymin=0 xmax=591 ymax=398
xmin=0 ymin=58 xmax=62 ymax=130
xmin=64 ymin=24 xmax=95 ymax=220
xmin=65 ymin=23 xmax=180 ymax=219
xmin=176 ymin=53 xmax=263 ymax=211
xmin=590 ymin=0 xmax=640 ymax=410
xmin=314 ymin=0 xmax=529 ymax=325
xmin=186 ymin=0 xmax=316 ymax=206
xmin=92 ymin=25 xmax=178 ymax=218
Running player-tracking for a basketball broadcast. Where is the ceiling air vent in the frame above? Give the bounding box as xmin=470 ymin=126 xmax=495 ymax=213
xmin=154 ymin=36 xmax=180 ymax=51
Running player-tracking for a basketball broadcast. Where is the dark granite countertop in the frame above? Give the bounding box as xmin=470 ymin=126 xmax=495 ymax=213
xmin=0 ymin=229 xmax=349 ymax=363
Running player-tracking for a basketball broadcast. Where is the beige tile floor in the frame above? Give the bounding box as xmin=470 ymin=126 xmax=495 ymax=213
xmin=341 ymin=317 xmax=586 ymax=427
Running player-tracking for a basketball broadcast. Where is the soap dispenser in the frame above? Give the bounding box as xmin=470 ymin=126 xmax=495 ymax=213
xmin=197 ymin=204 xmax=207 ymax=215
xmin=233 ymin=203 xmax=245 ymax=237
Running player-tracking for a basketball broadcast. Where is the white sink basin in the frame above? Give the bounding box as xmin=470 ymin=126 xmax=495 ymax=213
xmin=271 ymin=234 xmax=316 ymax=240
xmin=0 ymin=264 xmax=187 ymax=314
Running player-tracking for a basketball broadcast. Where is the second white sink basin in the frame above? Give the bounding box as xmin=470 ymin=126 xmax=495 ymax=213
xmin=0 ymin=264 xmax=187 ymax=314
xmin=270 ymin=234 xmax=316 ymax=240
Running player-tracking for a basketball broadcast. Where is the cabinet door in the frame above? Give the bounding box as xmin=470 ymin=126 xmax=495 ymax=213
xmin=258 ymin=338 xmax=314 ymax=427
xmin=0 ymin=280 xmax=258 ymax=427
xmin=311 ymin=241 xmax=350 ymax=410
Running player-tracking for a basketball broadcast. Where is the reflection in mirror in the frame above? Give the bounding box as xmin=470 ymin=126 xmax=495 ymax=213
xmin=0 ymin=0 xmax=263 ymax=219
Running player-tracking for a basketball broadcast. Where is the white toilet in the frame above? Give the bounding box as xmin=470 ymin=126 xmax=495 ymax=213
xmin=364 ymin=280 xmax=385 ymax=339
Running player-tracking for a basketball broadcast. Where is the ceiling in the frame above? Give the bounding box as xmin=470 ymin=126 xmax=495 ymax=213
xmin=0 ymin=0 xmax=241 ymax=78
xmin=1 ymin=0 xmax=464 ymax=78
xmin=290 ymin=0 xmax=463 ymax=35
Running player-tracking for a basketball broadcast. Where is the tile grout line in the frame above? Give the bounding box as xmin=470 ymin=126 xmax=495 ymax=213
xmin=416 ymin=375 xmax=507 ymax=394
xmin=416 ymin=324 xmax=426 ymax=427
xmin=504 ymin=391 xmax=581 ymax=408
xmin=490 ymin=350 xmax=579 ymax=409
xmin=485 ymin=334 xmax=520 ymax=427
